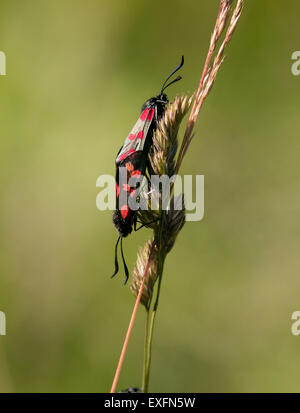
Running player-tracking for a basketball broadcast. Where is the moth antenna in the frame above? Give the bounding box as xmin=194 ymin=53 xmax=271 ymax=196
xmin=160 ymin=55 xmax=184 ymax=95
xmin=161 ymin=75 xmax=182 ymax=93
xmin=111 ymin=236 xmax=121 ymax=278
xmin=120 ymin=237 xmax=129 ymax=285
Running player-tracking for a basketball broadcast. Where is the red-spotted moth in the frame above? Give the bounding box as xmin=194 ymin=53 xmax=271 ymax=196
xmin=112 ymin=56 xmax=184 ymax=283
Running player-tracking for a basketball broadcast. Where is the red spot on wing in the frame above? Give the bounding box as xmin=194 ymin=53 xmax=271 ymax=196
xmin=119 ymin=149 xmax=135 ymax=162
xmin=131 ymin=170 xmax=141 ymax=177
xmin=140 ymin=108 xmax=149 ymax=121
xmin=125 ymin=162 xmax=134 ymax=172
xmin=121 ymin=205 xmax=129 ymax=219
xmin=147 ymin=108 xmax=154 ymax=121
xmin=119 ymin=152 xmax=127 ymax=161
xmin=130 ymin=151 xmax=138 ymax=159
xmin=137 ymin=131 xmax=144 ymax=140
xmin=122 ymin=184 xmax=130 ymax=192
xmin=116 ymin=184 xmax=119 ymax=197
xmin=130 ymin=189 xmax=136 ymax=197
xmin=128 ymin=133 xmax=136 ymax=141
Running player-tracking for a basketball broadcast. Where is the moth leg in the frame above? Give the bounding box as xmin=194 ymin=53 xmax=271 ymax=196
xmin=134 ymin=217 xmax=159 ymax=232
xmin=133 ymin=215 xmax=138 ymax=232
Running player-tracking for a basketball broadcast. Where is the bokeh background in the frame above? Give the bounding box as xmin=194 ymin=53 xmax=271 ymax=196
xmin=0 ymin=0 xmax=300 ymax=392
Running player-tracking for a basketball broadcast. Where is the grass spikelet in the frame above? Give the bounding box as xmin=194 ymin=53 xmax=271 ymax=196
xmin=163 ymin=195 xmax=186 ymax=254
xmin=150 ymin=95 xmax=193 ymax=177
xmin=130 ymin=240 xmax=158 ymax=310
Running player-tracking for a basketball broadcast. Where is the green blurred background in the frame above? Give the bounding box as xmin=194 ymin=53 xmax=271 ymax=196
xmin=0 ymin=0 xmax=300 ymax=392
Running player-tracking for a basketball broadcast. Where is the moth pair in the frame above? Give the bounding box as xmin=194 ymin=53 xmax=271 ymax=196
xmin=112 ymin=56 xmax=184 ymax=284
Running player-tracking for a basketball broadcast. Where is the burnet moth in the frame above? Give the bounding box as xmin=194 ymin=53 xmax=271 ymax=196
xmin=112 ymin=56 xmax=184 ymax=284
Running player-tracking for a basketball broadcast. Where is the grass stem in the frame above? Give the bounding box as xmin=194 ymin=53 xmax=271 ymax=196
xmin=110 ymin=241 xmax=156 ymax=393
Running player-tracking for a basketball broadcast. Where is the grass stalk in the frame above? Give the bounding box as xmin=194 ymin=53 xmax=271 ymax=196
xmin=110 ymin=241 xmax=156 ymax=393
xmin=142 ymin=309 xmax=150 ymax=391
xmin=142 ymin=211 xmax=166 ymax=392
xmin=117 ymin=0 xmax=244 ymax=394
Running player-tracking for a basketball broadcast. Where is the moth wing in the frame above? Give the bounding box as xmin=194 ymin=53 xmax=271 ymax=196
xmin=115 ymin=107 xmax=155 ymax=165
xmin=115 ymin=150 xmax=148 ymax=221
